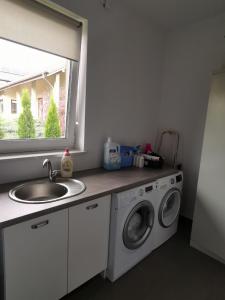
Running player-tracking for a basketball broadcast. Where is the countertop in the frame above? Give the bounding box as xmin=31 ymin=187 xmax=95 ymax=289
xmin=0 ymin=166 xmax=178 ymax=229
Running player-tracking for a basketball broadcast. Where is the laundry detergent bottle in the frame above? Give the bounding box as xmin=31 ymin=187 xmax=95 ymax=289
xmin=103 ymin=137 xmax=121 ymax=170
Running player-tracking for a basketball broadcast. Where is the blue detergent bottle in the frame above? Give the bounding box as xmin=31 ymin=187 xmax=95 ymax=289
xmin=103 ymin=137 xmax=121 ymax=170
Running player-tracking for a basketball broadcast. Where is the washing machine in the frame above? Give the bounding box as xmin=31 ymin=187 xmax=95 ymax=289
xmin=106 ymin=182 xmax=157 ymax=282
xmin=154 ymin=171 xmax=183 ymax=249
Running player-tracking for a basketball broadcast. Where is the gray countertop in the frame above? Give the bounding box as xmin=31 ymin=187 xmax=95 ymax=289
xmin=0 ymin=166 xmax=178 ymax=229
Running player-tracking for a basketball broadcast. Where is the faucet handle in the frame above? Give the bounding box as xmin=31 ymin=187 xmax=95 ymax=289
xmin=43 ymin=159 xmax=50 ymax=168
xmin=52 ymin=169 xmax=61 ymax=178
xmin=43 ymin=159 xmax=59 ymax=182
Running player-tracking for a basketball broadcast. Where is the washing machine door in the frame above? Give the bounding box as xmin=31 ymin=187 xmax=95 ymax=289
xmin=159 ymin=188 xmax=181 ymax=228
xmin=123 ymin=200 xmax=154 ymax=250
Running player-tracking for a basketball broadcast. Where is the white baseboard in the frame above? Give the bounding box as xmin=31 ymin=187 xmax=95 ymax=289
xmin=190 ymin=240 xmax=225 ymax=265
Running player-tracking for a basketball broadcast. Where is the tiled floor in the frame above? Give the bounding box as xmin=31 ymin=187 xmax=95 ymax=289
xmin=63 ymin=218 xmax=225 ymax=300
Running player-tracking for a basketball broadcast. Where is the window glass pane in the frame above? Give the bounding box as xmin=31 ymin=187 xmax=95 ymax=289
xmin=0 ymin=38 xmax=73 ymax=141
xmin=11 ymin=99 xmax=17 ymax=114
xmin=0 ymin=99 xmax=3 ymax=113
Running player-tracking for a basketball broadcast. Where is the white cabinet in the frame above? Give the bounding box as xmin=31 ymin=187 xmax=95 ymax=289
xmin=68 ymin=195 xmax=111 ymax=292
xmin=2 ymin=195 xmax=111 ymax=299
xmin=3 ymin=210 xmax=68 ymax=300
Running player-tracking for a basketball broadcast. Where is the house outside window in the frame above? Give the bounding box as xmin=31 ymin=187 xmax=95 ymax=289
xmin=0 ymin=99 xmax=3 ymax=113
xmin=38 ymin=98 xmax=44 ymax=121
xmin=0 ymin=39 xmax=73 ymax=141
xmin=0 ymin=0 xmax=87 ymax=154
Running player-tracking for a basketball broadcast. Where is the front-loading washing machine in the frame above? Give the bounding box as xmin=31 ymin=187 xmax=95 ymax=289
xmin=154 ymin=171 xmax=183 ymax=249
xmin=106 ymin=182 xmax=157 ymax=282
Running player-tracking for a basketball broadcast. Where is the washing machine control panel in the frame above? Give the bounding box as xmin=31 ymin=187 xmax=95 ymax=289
xmin=170 ymin=178 xmax=175 ymax=185
xmin=138 ymin=184 xmax=154 ymax=196
xmin=145 ymin=185 xmax=153 ymax=193
xmin=138 ymin=188 xmax=144 ymax=196
xmin=176 ymin=174 xmax=183 ymax=183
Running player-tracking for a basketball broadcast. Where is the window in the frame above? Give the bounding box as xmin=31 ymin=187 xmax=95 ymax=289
xmin=0 ymin=99 xmax=3 ymax=113
xmin=38 ymin=98 xmax=44 ymax=121
xmin=0 ymin=0 xmax=87 ymax=154
xmin=0 ymin=39 xmax=72 ymax=140
xmin=11 ymin=99 xmax=17 ymax=114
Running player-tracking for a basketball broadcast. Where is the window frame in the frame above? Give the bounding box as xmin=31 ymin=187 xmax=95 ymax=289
xmin=0 ymin=99 xmax=3 ymax=113
xmin=0 ymin=62 xmax=77 ymax=153
xmin=0 ymin=0 xmax=87 ymax=155
xmin=11 ymin=99 xmax=17 ymax=114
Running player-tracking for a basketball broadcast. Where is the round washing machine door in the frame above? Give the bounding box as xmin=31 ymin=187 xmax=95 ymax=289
xmin=123 ymin=200 xmax=154 ymax=250
xmin=158 ymin=188 xmax=181 ymax=228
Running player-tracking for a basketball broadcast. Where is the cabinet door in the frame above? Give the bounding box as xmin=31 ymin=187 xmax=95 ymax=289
xmin=3 ymin=210 xmax=68 ymax=300
xmin=68 ymin=195 xmax=111 ymax=292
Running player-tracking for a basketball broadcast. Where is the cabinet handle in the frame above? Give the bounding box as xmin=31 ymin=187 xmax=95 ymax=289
xmin=86 ymin=203 xmax=98 ymax=210
xmin=31 ymin=220 xmax=49 ymax=229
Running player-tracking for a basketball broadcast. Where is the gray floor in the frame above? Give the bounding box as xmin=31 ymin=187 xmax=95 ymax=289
xmin=63 ymin=218 xmax=225 ymax=300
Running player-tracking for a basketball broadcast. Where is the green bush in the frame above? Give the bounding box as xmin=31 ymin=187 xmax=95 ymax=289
xmin=44 ymin=95 xmax=61 ymax=138
xmin=0 ymin=118 xmax=4 ymax=139
xmin=18 ymin=89 xmax=35 ymax=138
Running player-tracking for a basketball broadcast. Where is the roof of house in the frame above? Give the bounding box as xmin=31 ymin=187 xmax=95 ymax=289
xmin=0 ymin=68 xmax=65 ymax=92
xmin=0 ymin=38 xmax=67 ymax=90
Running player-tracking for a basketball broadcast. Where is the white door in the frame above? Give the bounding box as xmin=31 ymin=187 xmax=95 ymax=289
xmin=191 ymin=72 xmax=225 ymax=262
xmin=68 ymin=195 xmax=111 ymax=292
xmin=3 ymin=210 xmax=68 ymax=300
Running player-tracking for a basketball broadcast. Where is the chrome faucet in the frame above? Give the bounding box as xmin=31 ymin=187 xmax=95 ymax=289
xmin=43 ymin=159 xmax=59 ymax=182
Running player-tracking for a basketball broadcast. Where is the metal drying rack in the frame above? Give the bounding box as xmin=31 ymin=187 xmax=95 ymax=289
xmin=157 ymin=129 xmax=180 ymax=169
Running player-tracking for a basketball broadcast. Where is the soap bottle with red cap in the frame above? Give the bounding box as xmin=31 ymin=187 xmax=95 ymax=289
xmin=61 ymin=148 xmax=73 ymax=178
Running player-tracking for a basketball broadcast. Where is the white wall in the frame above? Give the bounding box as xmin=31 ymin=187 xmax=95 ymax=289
xmin=0 ymin=0 xmax=165 ymax=183
xmin=158 ymin=13 xmax=225 ymax=219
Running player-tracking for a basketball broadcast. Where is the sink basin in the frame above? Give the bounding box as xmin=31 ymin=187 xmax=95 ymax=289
xmin=9 ymin=178 xmax=86 ymax=204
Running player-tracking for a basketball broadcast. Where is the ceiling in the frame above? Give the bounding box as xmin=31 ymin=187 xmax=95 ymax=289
xmin=121 ymin=0 xmax=225 ymax=31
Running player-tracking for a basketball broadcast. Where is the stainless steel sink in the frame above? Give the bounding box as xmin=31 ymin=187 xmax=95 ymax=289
xmin=9 ymin=178 xmax=86 ymax=204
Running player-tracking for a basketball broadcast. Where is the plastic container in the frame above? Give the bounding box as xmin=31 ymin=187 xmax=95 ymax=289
xmin=120 ymin=146 xmax=134 ymax=168
xmin=61 ymin=148 xmax=73 ymax=177
xmin=133 ymin=154 xmax=138 ymax=166
xmin=136 ymin=155 xmax=141 ymax=167
xmin=145 ymin=143 xmax=153 ymax=154
xmin=143 ymin=153 xmax=164 ymax=169
xmin=103 ymin=137 xmax=121 ymax=170
xmin=139 ymin=156 xmax=144 ymax=168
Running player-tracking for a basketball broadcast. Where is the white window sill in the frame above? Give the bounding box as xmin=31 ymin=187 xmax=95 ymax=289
xmin=0 ymin=150 xmax=87 ymax=161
